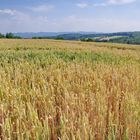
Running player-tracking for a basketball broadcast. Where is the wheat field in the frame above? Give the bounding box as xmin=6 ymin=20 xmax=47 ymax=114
xmin=0 ymin=39 xmax=140 ymax=140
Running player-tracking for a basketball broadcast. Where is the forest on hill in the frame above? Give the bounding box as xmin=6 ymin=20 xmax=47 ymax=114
xmin=1 ymin=32 xmax=140 ymax=45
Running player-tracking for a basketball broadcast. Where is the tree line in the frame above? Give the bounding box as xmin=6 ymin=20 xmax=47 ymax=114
xmin=0 ymin=33 xmax=22 ymax=39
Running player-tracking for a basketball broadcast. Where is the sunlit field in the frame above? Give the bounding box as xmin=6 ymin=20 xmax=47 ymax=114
xmin=0 ymin=39 xmax=140 ymax=140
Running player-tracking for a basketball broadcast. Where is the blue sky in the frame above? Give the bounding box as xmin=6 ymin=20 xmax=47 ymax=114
xmin=0 ymin=0 xmax=140 ymax=33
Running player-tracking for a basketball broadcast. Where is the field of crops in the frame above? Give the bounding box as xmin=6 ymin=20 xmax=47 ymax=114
xmin=0 ymin=39 xmax=140 ymax=140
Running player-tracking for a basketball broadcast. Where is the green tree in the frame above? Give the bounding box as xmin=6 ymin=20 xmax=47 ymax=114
xmin=6 ymin=33 xmax=14 ymax=38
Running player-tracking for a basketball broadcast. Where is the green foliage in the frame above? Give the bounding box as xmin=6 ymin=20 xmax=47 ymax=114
xmin=109 ymin=36 xmax=140 ymax=45
xmin=0 ymin=33 xmax=5 ymax=38
xmin=55 ymin=31 xmax=140 ymax=45
xmin=14 ymin=36 xmax=22 ymax=39
xmin=32 ymin=36 xmax=51 ymax=39
xmin=32 ymin=37 xmax=38 ymax=39
xmin=5 ymin=32 xmax=22 ymax=39
xmin=55 ymin=37 xmax=64 ymax=40
xmin=6 ymin=32 xmax=14 ymax=38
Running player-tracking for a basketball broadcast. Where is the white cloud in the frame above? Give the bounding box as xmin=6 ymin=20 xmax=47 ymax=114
xmin=108 ymin=0 xmax=136 ymax=5
xmin=93 ymin=3 xmax=107 ymax=7
xmin=76 ymin=3 xmax=88 ymax=8
xmin=0 ymin=8 xmax=50 ymax=33
xmin=0 ymin=9 xmax=18 ymax=16
xmin=29 ymin=4 xmax=54 ymax=12
xmin=0 ymin=8 xmax=139 ymax=33
xmin=93 ymin=0 xmax=136 ymax=7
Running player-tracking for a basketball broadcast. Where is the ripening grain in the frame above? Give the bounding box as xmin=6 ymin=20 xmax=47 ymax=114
xmin=0 ymin=39 xmax=140 ymax=140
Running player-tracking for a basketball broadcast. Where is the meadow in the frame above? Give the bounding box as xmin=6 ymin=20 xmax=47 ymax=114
xmin=0 ymin=39 xmax=140 ymax=140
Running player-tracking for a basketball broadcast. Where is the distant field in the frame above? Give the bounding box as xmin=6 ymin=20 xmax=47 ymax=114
xmin=0 ymin=39 xmax=140 ymax=140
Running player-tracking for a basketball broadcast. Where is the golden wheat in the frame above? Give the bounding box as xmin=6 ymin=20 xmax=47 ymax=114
xmin=0 ymin=39 xmax=139 ymax=140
